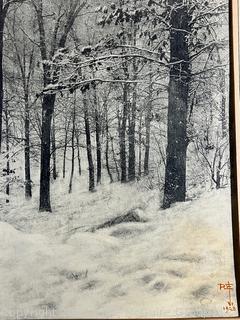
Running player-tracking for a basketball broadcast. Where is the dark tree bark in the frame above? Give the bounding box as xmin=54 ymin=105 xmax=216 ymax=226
xmin=144 ymin=72 xmax=153 ymax=176
xmin=69 ymin=95 xmax=76 ymax=194
xmin=24 ymin=93 xmax=32 ymax=198
xmin=95 ymin=108 xmax=102 ymax=184
xmin=84 ymin=97 xmax=95 ymax=192
xmin=0 ymin=1 xmax=3 ymax=152
xmin=39 ymin=94 xmax=56 ymax=212
xmin=144 ymin=114 xmax=151 ymax=176
xmin=5 ymin=103 xmax=10 ymax=196
xmin=10 ymin=16 xmax=35 ymax=198
xmin=128 ymin=22 xmax=138 ymax=182
xmin=120 ymin=83 xmax=128 ymax=183
xmin=220 ymin=73 xmax=227 ymax=138
xmin=62 ymin=132 xmax=67 ymax=179
xmin=105 ymin=119 xmax=113 ymax=183
xmin=216 ymin=151 xmax=222 ymax=190
xmin=76 ymin=131 xmax=82 ymax=176
xmin=34 ymin=0 xmax=86 ymax=211
xmin=62 ymin=117 xmax=71 ymax=179
xmin=138 ymin=113 xmax=143 ymax=177
xmin=217 ymin=52 xmax=227 ymax=139
xmin=91 ymin=83 xmax=102 ymax=184
xmin=111 ymin=135 xmax=120 ymax=181
xmin=163 ymin=1 xmax=191 ymax=208
xmin=35 ymin=0 xmax=56 ymax=212
xmin=51 ymin=115 xmax=57 ymax=180
xmin=128 ymin=85 xmax=136 ymax=182
xmin=0 ymin=0 xmax=12 ymax=152
xmin=62 ymin=144 xmax=67 ymax=178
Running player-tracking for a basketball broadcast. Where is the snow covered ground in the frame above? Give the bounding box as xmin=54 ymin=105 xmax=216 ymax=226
xmin=0 ymin=177 xmax=237 ymax=319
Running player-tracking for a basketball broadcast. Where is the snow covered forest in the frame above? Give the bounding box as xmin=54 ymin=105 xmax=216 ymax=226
xmin=0 ymin=0 xmax=237 ymax=319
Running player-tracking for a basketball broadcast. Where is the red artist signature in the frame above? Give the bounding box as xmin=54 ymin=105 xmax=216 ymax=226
xmin=218 ymin=281 xmax=237 ymax=313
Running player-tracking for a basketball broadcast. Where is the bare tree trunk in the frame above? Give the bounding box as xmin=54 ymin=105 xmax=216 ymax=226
xmin=120 ymin=83 xmax=128 ymax=183
xmin=0 ymin=0 xmax=5 ymax=152
xmin=116 ymin=109 xmax=121 ymax=181
xmin=143 ymin=112 xmax=151 ymax=176
xmin=39 ymin=94 xmax=56 ymax=212
xmin=163 ymin=0 xmax=191 ymax=208
xmin=216 ymin=154 xmax=221 ymax=190
xmin=110 ymin=135 xmax=120 ymax=181
xmin=220 ymin=70 xmax=227 ymax=138
xmin=106 ymin=117 xmax=113 ymax=183
xmin=69 ymin=95 xmax=76 ymax=194
xmin=35 ymin=0 xmax=86 ymax=211
xmin=76 ymin=131 xmax=82 ymax=176
xmin=128 ymin=85 xmax=136 ymax=182
xmin=62 ymin=117 xmax=70 ymax=179
xmin=24 ymin=92 xmax=32 ymax=198
xmin=62 ymin=137 xmax=67 ymax=179
xmin=51 ymin=115 xmax=57 ymax=180
xmin=0 ymin=19 xmax=3 ymax=152
xmin=144 ymin=70 xmax=153 ymax=176
xmin=128 ymin=22 xmax=137 ymax=182
xmin=221 ymin=81 xmax=227 ymax=138
xmin=9 ymin=19 xmax=35 ymax=198
xmin=95 ymin=107 xmax=102 ymax=184
xmin=5 ymin=104 xmax=9 ymax=196
xmin=217 ymin=51 xmax=227 ymax=139
xmin=1 ymin=1 xmax=30 ymax=153
xmin=84 ymin=97 xmax=95 ymax=192
xmin=138 ymin=113 xmax=143 ymax=177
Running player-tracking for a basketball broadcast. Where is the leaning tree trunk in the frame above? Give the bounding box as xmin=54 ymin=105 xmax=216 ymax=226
xmin=163 ymin=1 xmax=191 ymax=208
xmin=84 ymin=97 xmax=95 ymax=192
xmin=69 ymin=96 xmax=76 ymax=194
xmin=24 ymin=92 xmax=32 ymax=198
xmin=39 ymin=94 xmax=56 ymax=212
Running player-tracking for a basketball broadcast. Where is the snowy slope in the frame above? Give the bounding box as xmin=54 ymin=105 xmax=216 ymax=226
xmin=0 ymin=181 xmax=237 ymax=319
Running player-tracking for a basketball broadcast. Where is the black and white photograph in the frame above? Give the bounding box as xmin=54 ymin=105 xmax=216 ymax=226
xmin=0 ymin=0 xmax=239 ymax=318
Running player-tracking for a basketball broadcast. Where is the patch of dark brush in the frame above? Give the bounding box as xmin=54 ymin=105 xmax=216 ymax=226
xmin=192 ymin=285 xmax=212 ymax=298
xmin=81 ymin=280 xmax=98 ymax=290
xmin=167 ymin=269 xmax=186 ymax=278
xmin=111 ymin=226 xmax=144 ymax=238
xmin=38 ymin=302 xmax=57 ymax=311
xmin=141 ymin=274 xmax=156 ymax=284
xmin=152 ymin=281 xmax=169 ymax=292
xmin=60 ymin=269 xmax=88 ymax=281
xmin=108 ymin=284 xmax=126 ymax=298
xmin=90 ymin=209 xmax=147 ymax=232
xmin=163 ymin=254 xmax=202 ymax=264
